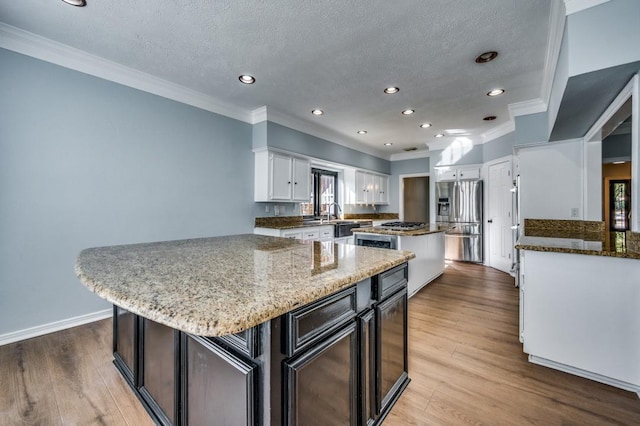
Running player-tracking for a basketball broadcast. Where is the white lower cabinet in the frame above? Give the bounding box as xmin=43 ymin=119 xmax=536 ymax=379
xmin=520 ymin=250 xmax=640 ymax=394
xmin=255 ymin=225 xmax=334 ymax=242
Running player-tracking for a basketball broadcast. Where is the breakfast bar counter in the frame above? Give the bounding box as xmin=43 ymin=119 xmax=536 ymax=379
xmin=75 ymin=234 xmax=415 ymax=425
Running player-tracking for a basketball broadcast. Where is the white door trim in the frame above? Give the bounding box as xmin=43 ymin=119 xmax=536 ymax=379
xmin=483 ymin=155 xmax=514 ymax=270
xmin=398 ymin=173 xmax=430 ymax=221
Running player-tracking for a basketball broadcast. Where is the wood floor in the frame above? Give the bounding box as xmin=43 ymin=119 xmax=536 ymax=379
xmin=1 ymin=262 xmax=638 ymax=425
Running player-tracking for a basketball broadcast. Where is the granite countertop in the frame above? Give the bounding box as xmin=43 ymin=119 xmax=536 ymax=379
xmin=515 ymin=233 xmax=640 ymax=260
xmin=75 ymin=234 xmax=415 ymax=336
xmin=254 ymin=219 xmax=375 ymax=230
xmin=254 ymin=214 xmax=398 ymax=230
xmin=354 ymin=223 xmax=450 ymax=237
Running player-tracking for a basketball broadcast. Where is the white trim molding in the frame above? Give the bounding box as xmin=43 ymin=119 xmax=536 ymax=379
xmin=529 ymin=355 xmax=640 ymax=396
xmin=0 ymin=23 xmax=253 ymax=123
xmin=508 ymin=98 xmax=548 ymax=119
xmin=0 ymin=309 xmax=112 ymax=346
xmin=481 ymin=120 xmax=515 ymax=144
xmin=564 ymin=0 xmax=610 ymax=15
xmin=541 ymin=0 xmax=567 ymax=106
xmin=390 ymin=150 xmax=430 ymax=162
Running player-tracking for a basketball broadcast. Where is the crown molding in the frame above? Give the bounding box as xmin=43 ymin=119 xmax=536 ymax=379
xmin=481 ymin=120 xmax=516 ymax=144
xmin=564 ymin=0 xmax=610 ymax=15
xmin=541 ymin=0 xmax=567 ymax=106
xmin=508 ymin=98 xmax=548 ymax=118
xmin=390 ymin=150 xmax=430 ymax=162
xmin=0 ymin=23 xmax=253 ymax=123
xmin=251 ymin=106 xmax=389 ymax=160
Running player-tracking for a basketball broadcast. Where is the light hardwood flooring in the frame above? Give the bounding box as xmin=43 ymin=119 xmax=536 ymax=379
xmin=1 ymin=262 xmax=639 ymax=425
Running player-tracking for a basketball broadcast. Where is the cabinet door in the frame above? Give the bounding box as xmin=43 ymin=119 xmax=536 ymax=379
xmin=139 ymin=319 xmax=179 ymax=426
xmin=356 ymin=172 xmax=373 ymax=204
xmin=376 ymin=288 xmax=408 ymax=414
xmin=374 ymin=175 xmax=389 ymax=204
xmin=284 ymin=323 xmax=358 ymax=426
xmin=271 ymin=153 xmax=293 ymax=200
xmin=458 ymin=166 xmax=480 ymax=180
xmin=437 ymin=168 xmax=457 ymax=181
xmin=113 ymin=305 xmax=138 ymax=387
xmin=292 ymin=157 xmax=311 ymax=201
xmin=359 ymin=309 xmax=377 ymax=425
xmin=184 ymin=335 xmax=257 ymax=426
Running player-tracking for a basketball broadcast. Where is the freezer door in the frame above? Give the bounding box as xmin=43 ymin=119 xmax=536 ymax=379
xmin=444 ymin=233 xmax=483 ymax=263
xmin=436 ymin=181 xmax=456 ymax=222
xmin=457 ymin=180 xmax=483 ymax=223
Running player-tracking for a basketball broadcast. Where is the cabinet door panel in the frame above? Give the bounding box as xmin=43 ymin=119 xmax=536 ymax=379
xmin=185 ymin=335 xmax=257 ymax=426
xmin=113 ymin=305 xmax=137 ymax=386
xmin=285 ymin=323 xmax=358 ymax=426
xmin=140 ymin=319 xmax=178 ymax=425
xmin=292 ymin=158 xmax=311 ymax=201
xmin=377 ymin=289 xmax=408 ymax=412
xmin=271 ymin=153 xmax=293 ymax=200
xmin=359 ymin=309 xmax=377 ymax=425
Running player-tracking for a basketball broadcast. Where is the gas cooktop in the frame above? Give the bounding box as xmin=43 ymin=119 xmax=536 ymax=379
xmin=379 ymin=221 xmax=427 ymax=231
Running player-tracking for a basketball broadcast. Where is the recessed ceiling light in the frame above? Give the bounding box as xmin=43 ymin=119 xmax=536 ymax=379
xmin=483 ymin=115 xmax=497 ymax=121
xmin=435 ymin=133 xmax=445 ymax=138
xmin=384 ymin=87 xmax=399 ymax=94
xmin=475 ymin=51 xmax=499 ymax=63
xmin=357 ymin=130 xmax=368 ymax=134
xmin=401 ymin=109 xmax=415 ymax=115
xmin=384 ymin=142 xmax=393 ymax=146
xmin=62 ymin=0 xmax=86 ymax=6
xmin=420 ymin=123 xmax=432 ymax=128
xmin=487 ymin=89 xmax=505 ymax=97
xmin=311 ymin=109 xmax=324 ymax=116
xmin=238 ymin=75 xmax=255 ymax=84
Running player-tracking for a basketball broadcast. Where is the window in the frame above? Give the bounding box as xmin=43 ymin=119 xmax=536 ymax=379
xmin=300 ymin=168 xmax=338 ymax=217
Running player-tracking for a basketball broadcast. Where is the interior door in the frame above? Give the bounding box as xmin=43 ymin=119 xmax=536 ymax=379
xmin=487 ymin=160 xmax=513 ymax=273
xmin=402 ymin=176 xmax=429 ymax=222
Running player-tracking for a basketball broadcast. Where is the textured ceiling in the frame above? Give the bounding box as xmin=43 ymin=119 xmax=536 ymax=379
xmin=0 ymin=0 xmax=552 ymax=157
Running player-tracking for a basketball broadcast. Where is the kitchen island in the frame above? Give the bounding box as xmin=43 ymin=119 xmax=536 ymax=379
xmin=76 ymin=234 xmax=415 ymax=425
xmin=354 ymin=224 xmax=449 ymax=297
xmin=515 ymin=220 xmax=640 ymax=396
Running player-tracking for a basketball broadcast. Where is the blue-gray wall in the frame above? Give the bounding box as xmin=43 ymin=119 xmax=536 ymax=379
xmin=483 ymin=132 xmax=516 ymax=162
xmin=389 ymin=157 xmax=430 ymax=213
xmin=0 ymin=49 xmax=254 ymax=335
xmin=515 ymin=112 xmax=548 ymax=145
xmin=603 ymin=133 xmax=632 ymax=160
xmin=256 ymin=121 xmax=391 ymax=174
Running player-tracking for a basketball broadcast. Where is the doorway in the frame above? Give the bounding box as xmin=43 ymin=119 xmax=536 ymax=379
xmin=487 ymin=159 xmax=513 ymax=273
xmin=402 ymin=176 xmax=429 ymax=222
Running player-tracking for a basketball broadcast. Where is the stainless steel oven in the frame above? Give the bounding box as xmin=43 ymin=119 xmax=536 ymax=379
xmin=354 ymin=233 xmax=398 ymax=250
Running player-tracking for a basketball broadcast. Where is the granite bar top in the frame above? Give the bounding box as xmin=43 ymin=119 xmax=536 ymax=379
xmin=354 ymin=223 xmax=450 ymax=237
xmin=254 ymin=215 xmax=393 ymax=230
xmin=75 ymin=234 xmax=415 ymax=336
xmin=516 ymin=219 xmax=640 ymax=259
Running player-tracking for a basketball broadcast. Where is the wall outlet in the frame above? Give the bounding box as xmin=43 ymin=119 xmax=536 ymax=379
xmin=264 ymin=205 xmax=269 ymax=213
xmin=274 ymin=205 xmax=280 ymax=216
xmin=571 ymin=207 xmax=579 ymax=218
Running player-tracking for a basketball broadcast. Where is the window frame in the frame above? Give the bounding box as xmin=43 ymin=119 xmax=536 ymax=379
xmin=302 ymin=168 xmax=338 ymax=218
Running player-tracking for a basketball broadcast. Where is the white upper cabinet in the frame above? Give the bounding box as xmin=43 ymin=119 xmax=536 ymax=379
xmin=435 ymin=165 xmax=480 ymax=181
xmin=254 ymin=150 xmax=310 ymax=202
xmin=351 ymin=170 xmax=389 ymax=205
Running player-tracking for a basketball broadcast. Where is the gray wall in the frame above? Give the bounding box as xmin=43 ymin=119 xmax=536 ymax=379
xmin=483 ymin=132 xmax=515 ymax=162
xmin=0 ymin=49 xmax=254 ymax=335
xmin=603 ymin=133 xmax=632 ymax=160
xmin=515 ymin=112 xmax=548 ymax=145
xmin=389 ymin=157 xmax=430 ymax=213
xmin=257 ymin=121 xmax=391 ymax=174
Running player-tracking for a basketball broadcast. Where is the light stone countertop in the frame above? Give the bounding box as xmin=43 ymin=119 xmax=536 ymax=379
xmin=354 ymin=223 xmax=450 ymax=237
xmin=75 ymin=234 xmax=415 ymax=336
xmin=515 ymin=234 xmax=640 ymax=260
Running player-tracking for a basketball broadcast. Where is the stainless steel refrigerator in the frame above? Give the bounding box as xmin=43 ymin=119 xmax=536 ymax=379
xmin=436 ymin=180 xmax=483 ymax=263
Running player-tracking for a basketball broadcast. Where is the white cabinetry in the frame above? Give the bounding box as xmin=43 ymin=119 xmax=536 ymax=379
xmin=255 ymin=150 xmax=310 ymax=202
xmin=435 ymin=166 xmax=480 ymax=181
xmin=254 ymin=225 xmax=334 ymax=242
xmin=351 ymin=171 xmax=389 ymax=205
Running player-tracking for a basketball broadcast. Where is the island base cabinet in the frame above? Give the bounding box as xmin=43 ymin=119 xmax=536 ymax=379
xmin=358 ymin=309 xmax=377 ymax=426
xmin=139 ymin=319 xmax=179 ymax=426
xmin=284 ymin=322 xmax=358 ymax=426
xmin=113 ymin=306 xmax=138 ymax=387
xmin=377 ymin=288 xmax=409 ymax=415
xmin=183 ymin=335 xmax=257 ymax=426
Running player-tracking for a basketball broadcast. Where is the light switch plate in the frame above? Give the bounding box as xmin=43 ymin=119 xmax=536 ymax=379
xmin=571 ymin=208 xmax=579 ymax=218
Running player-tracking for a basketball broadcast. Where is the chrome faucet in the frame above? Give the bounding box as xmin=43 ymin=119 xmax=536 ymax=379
xmin=321 ymin=202 xmax=342 ymax=223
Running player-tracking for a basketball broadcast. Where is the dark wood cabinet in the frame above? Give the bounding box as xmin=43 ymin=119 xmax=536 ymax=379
xmin=111 ymin=263 xmax=409 ymax=426
xmin=139 ymin=319 xmax=180 ymax=425
xmin=113 ymin=305 xmax=138 ymax=386
xmin=376 ymin=288 xmax=408 ymax=414
xmin=183 ymin=335 xmax=257 ymax=426
xmin=284 ymin=322 xmax=358 ymax=426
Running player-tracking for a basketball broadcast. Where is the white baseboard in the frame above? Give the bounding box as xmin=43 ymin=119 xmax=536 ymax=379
xmin=529 ymin=355 xmax=640 ymax=396
xmin=0 ymin=309 xmax=113 ymax=346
